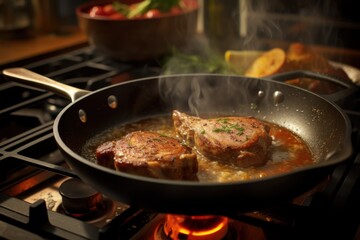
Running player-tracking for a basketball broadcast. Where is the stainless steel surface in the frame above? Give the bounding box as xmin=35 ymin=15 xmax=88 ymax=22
xmin=3 ymin=68 xmax=90 ymax=102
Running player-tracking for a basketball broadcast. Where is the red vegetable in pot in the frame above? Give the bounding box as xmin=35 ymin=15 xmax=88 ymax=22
xmin=144 ymin=9 xmax=162 ymax=18
xmin=109 ymin=12 xmax=126 ymax=19
xmin=88 ymin=0 xmax=189 ymax=19
xmin=170 ymin=6 xmax=182 ymax=15
xmin=89 ymin=4 xmax=118 ymax=17
xmin=89 ymin=6 xmax=107 ymax=17
xmin=103 ymin=4 xmax=117 ymax=15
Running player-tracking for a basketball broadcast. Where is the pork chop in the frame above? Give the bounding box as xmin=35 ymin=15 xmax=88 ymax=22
xmin=172 ymin=110 xmax=272 ymax=168
xmin=96 ymin=131 xmax=198 ymax=180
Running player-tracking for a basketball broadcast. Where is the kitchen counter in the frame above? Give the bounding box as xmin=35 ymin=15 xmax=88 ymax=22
xmin=0 ymin=28 xmax=88 ymax=67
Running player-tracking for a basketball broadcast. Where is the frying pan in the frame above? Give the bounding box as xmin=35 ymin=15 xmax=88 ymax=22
xmin=2 ymin=68 xmax=354 ymax=215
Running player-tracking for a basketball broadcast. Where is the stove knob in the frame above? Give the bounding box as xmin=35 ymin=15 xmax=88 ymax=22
xmin=59 ymin=178 xmax=104 ymax=217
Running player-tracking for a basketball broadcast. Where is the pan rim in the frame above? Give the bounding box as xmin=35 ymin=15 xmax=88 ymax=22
xmin=53 ymin=73 xmax=353 ymax=186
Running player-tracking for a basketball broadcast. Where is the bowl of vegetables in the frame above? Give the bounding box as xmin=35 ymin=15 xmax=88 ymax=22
xmin=76 ymin=0 xmax=199 ymax=62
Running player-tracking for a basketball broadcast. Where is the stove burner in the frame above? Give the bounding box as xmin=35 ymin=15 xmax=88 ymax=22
xmin=155 ymin=215 xmax=230 ymax=240
xmin=58 ymin=178 xmax=106 ymax=220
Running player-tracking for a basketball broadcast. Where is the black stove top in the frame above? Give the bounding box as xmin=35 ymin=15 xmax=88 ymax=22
xmin=0 ymin=46 xmax=359 ymax=240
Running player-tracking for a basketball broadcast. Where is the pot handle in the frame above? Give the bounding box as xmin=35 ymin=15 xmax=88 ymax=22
xmin=2 ymin=68 xmax=90 ymax=102
xmin=267 ymin=70 xmax=358 ymax=103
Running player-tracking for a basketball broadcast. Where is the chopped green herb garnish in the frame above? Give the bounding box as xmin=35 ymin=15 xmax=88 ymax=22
xmin=213 ymin=120 xmax=245 ymax=136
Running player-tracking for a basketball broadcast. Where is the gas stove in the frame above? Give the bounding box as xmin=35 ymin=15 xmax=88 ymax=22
xmin=0 ymin=46 xmax=359 ymax=240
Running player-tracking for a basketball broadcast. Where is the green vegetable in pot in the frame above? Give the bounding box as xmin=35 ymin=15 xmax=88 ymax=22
xmin=113 ymin=0 xmax=181 ymax=18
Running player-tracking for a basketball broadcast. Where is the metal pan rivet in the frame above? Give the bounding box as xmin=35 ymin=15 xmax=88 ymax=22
xmin=79 ymin=109 xmax=87 ymax=123
xmin=108 ymin=95 xmax=118 ymax=109
xmin=258 ymin=90 xmax=265 ymax=98
xmin=273 ymin=91 xmax=284 ymax=104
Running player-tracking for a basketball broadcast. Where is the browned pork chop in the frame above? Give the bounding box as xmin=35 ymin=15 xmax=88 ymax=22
xmin=96 ymin=131 xmax=198 ymax=180
xmin=172 ymin=110 xmax=272 ymax=168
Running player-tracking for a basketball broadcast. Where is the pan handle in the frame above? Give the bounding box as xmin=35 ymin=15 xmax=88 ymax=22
xmin=2 ymin=68 xmax=90 ymax=102
xmin=267 ymin=70 xmax=358 ymax=103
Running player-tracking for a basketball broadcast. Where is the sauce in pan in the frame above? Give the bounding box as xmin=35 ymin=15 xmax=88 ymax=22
xmin=82 ymin=115 xmax=314 ymax=182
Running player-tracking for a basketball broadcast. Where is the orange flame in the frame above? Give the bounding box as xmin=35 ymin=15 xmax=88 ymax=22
xmin=162 ymin=214 xmax=229 ymax=240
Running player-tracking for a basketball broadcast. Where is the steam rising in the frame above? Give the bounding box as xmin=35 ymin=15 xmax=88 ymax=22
xmin=157 ymin=74 xmax=267 ymax=117
xmin=242 ymin=0 xmax=345 ymax=48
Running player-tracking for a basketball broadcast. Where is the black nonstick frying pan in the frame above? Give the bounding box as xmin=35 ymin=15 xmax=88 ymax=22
xmin=2 ymin=68 xmax=354 ymax=215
